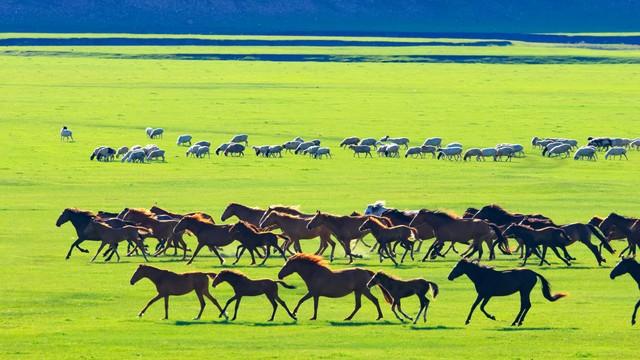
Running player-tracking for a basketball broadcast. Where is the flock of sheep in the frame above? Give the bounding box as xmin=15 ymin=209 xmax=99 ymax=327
xmin=62 ymin=126 xmax=637 ymax=163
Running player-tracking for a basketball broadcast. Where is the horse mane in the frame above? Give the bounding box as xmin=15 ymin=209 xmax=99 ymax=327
xmin=287 ymin=253 xmax=329 ymax=268
xmin=480 ymin=204 xmax=513 ymax=217
xmin=218 ymin=269 xmax=249 ymax=280
xmin=462 ymin=258 xmax=495 ymax=270
xmin=229 ymin=202 xmax=262 ymax=210
xmin=271 ymin=211 xmax=304 ymax=220
xmin=186 ymin=213 xmax=214 ymax=224
xmin=270 ymin=204 xmax=301 ymax=211
xmin=375 ymin=270 xmax=400 ymax=281
xmin=67 ymin=208 xmax=96 ymax=217
xmin=365 ymin=216 xmax=388 ymax=228
xmin=127 ymin=208 xmax=155 ymax=217
xmin=431 ymin=211 xmax=459 ymax=221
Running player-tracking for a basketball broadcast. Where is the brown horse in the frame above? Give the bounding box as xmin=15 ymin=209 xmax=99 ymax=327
xmin=559 ymin=223 xmax=614 ymax=265
xmin=380 ymin=208 xmax=435 ymax=252
xmin=306 ymin=211 xmax=383 ymax=263
xmin=173 ymin=214 xmax=235 ymax=265
xmin=130 ymin=265 xmax=225 ymax=320
xmin=259 ymin=211 xmax=336 ymax=257
xmin=600 ymin=213 xmax=640 ymax=257
xmin=367 ymin=271 xmax=438 ymax=324
xmin=610 ymin=257 xmax=640 ymax=325
xmin=149 ymin=206 xmax=215 ymax=223
xmin=120 ymin=208 xmax=187 ymax=258
xmin=358 ymin=217 xmax=416 ymax=265
xmin=503 ymin=224 xmax=573 ymax=266
xmin=84 ymin=220 xmax=149 ymax=262
xmin=229 ymin=221 xmax=288 ymax=265
xmin=448 ymin=259 xmax=566 ymax=326
xmin=409 ymin=210 xmax=509 ymax=261
xmin=212 ymin=270 xmax=297 ymax=321
xmin=277 ymin=253 xmax=390 ymax=320
xmin=220 ymin=203 xmax=265 ymax=227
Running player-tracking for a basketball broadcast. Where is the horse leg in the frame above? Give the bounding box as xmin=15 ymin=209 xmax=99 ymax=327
xmin=390 ymin=301 xmax=404 ymax=322
xmin=292 ymin=292 xmax=313 ymax=317
xmin=422 ymin=241 xmax=439 ymax=261
xmin=631 ymin=298 xmax=640 ymax=325
xmin=479 ymin=297 xmax=496 ymax=320
xmin=163 ymin=296 xmax=169 ymax=320
xmin=362 ymin=288 xmax=384 ymax=320
xmin=186 ymin=244 xmax=204 ymax=265
xmin=66 ymin=238 xmax=86 ymax=259
xmin=194 ymin=291 xmax=206 ymax=320
xmin=311 ymin=296 xmax=320 ymax=320
xmin=274 ymin=294 xmax=297 ymax=320
xmin=91 ymin=242 xmax=108 ymax=262
xmin=550 ymin=246 xmax=571 ymax=266
xmin=465 ymin=295 xmax=483 ymax=325
xmin=274 ymin=244 xmax=288 ymax=261
xmin=345 ymin=292 xmax=362 ymax=321
xmin=220 ymin=295 xmax=237 ymax=318
xmin=233 ymin=247 xmax=246 ymax=265
xmin=539 ymin=245 xmax=549 ymax=266
xmin=413 ymin=298 xmax=425 ymax=324
xmin=385 ymin=245 xmax=398 ymax=266
xmin=202 ymin=289 xmax=226 ymax=319
xmin=266 ymin=294 xmax=278 ymax=321
xmin=514 ymin=289 xmax=533 ymax=326
xmin=138 ymin=294 xmax=162 ymax=317
xmin=560 ymin=244 xmax=575 ymax=260
xmin=232 ymin=296 xmax=242 ymax=321
xmin=396 ymin=299 xmax=413 ymax=321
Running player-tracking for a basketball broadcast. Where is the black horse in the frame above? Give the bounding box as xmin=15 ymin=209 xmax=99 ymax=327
xmin=56 ymin=208 xmax=140 ymax=259
xmin=610 ymin=258 xmax=640 ymax=325
xmin=448 ymin=259 xmax=567 ymax=326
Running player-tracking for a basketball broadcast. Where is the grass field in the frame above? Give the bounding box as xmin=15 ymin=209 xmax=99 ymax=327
xmin=1 ymin=34 xmax=640 ymax=359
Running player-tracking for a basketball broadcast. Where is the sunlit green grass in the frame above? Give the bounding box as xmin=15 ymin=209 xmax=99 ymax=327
xmin=1 ymin=35 xmax=639 ymax=359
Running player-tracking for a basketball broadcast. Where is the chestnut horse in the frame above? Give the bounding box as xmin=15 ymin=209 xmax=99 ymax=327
xmin=503 ymin=224 xmax=573 ymax=266
xmin=358 ymin=217 xmax=416 ymax=265
xmin=130 ymin=265 xmax=225 ymax=320
xmin=610 ymin=258 xmax=640 ymax=325
xmin=220 ymin=203 xmax=265 ymax=227
xmin=85 ymin=220 xmax=150 ymax=262
xmin=367 ymin=271 xmax=438 ymax=324
xmin=173 ymin=214 xmax=235 ymax=265
xmin=380 ymin=208 xmax=435 ymax=253
xmin=120 ymin=208 xmax=187 ymax=258
xmin=600 ymin=213 xmax=640 ymax=257
xmin=278 ymin=253 xmax=390 ymax=320
xmin=259 ymin=211 xmax=336 ymax=258
xmin=448 ymin=259 xmax=566 ymax=326
xmin=410 ymin=210 xmax=509 ymax=261
xmin=229 ymin=221 xmax=288 ymax=265
xmin=212 ymin=270 xmax=297 ymax=321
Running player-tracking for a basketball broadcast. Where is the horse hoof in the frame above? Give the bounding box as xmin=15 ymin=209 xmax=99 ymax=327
xmin=465 ymin=321 xmax=470 ymax=325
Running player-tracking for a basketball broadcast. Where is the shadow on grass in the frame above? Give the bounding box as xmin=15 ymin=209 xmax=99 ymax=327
xmin=328 ymin=320 xmax=400 ymax=327
xmin=492 ymin=326 xmax=579 ymax=331
xmin=173 ymin=320 xmax=298 ymax=326
xmin=410 ymin=325 xmax=464 ymax=331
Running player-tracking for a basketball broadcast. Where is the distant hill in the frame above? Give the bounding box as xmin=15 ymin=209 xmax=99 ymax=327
xmin=1 ymin=1 xmax=639 ymax=34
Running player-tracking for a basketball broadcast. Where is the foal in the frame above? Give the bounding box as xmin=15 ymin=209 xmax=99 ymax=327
xmin=367 ymin=271 xmax=438 ymax=324
xmin=130 ymin=265 xmax=226 ymax=320
xmin=358 ymin=217 xmax=416 ymax=265
xmin=212 ymin=270 xmax=297 ymax=321
xmin=503 ymin=224 xmax=573 ymax=266
xmin=229 ymin=221 xmax=288 ymax=265
xmin=173 ymin=214 xmax=234 ymax=265
xmin=84 ymin=220 xmax=149 ymax=262
xmin=610 ymin=257 xmax=640 ymax=325
xmin=448 ymin=259 xmax=566 ymax=326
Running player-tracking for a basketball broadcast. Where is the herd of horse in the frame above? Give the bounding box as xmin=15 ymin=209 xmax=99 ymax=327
xmin=56 ymin=202 xmax=640 ymax=325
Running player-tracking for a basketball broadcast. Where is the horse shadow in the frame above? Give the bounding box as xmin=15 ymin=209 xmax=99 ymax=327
xmin=492 ymin=326 xmax=579 ymax=332
xmin=410 ymin=325 xmax=464 ymax=331
xmin=173 ymin=320 xmax=297 ymax=327
xmin=328 ymin=320 xmax=401 ymax=327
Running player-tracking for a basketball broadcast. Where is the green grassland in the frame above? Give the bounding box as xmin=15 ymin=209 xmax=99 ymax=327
xmin=1 ymin=35 xmax=640 ymax=359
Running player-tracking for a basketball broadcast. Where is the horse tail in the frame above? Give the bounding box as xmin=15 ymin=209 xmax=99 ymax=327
xmin=135 ymin=226 xmax=152 ymax=237
xmin=535 ymin=273 xmax=567 ymax=302
xmin=276 ymin=280 xmax=296 ymax=289
xmin=427 ymin=281 xmax=439 ymax=299
xmin=409 ymin=227 xmax=419 ymax=240
xmin=489 ymin=223 xmax=511 ymax=254
xmin=206 ymin=273 xmax=218 ymax=279
xmin=587 ymin=224 xmax=615 ymax=254
xmin=559 ymin=229 xmax=573 ymax=244
xmin=379 ymin=284 xmax=393 ymax=304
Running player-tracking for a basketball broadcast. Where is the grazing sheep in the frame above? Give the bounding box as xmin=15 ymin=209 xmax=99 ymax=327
xmin=292 ymin=137 xmax=305 ymax=143
xmin=267 ymin=145 xmax=283 ymax=158
xmin=294 ymin=141 xmax=316 ymax=154
xmin=611 ymin=138 xmax=631 ymax=148
xmin=446 ymin=142 xmax=462 ymax=148
xmin=631 ymin=139 xmax=640 ymax=150
xmin=377 ymin=145 xmax=389 ymax=157
xmin=541 ymin=142 xmax=563 ymax=156
xmin=531 ymin=136 xmax=542 ymax=148
xmin=145 ymin=127 xmax=153 ymax=137
xmin=498 ymin=144 xmax=525 ymax=157
xmin=546 ymin=144 xmax=572 ymax=158
xmin=142 ymin=144 xmax=159 ymax=156
xmin=405 ymin=146 xmax=423 ymax=158
xmin=605 ymin=147 xmax=628 ymax=160
xmin=90 ymin=146 xmax=106 ymax=161
xmin=423 ymin=137 xmax=442 ymax=148
xmin=131 ymin=145 xmax=142 ymax=151
xmin=573 ymin=146 xmax=597 ymax=161
xmin=380 ymin=136 xmax=410 ymax=149
xmin=194 ymin=140 xmax=211 ymax=147
xmin=90 ymin=146 xmax=115 ymax=161
xmin=479 ymin=148 xmax=497 ymax=161
xmin=215 ymin=143 xmax=230 ymax=155
xmin=149 ymin=128 xmax=164 ymax=139
xmin=282 ymin=140 xmax=302 ymax=153
xmin=146 ymin=149 xmax=166 ymax=162
xmin=196 ymin=146 xmax=211 ymax=158
xmin=310 ymin=139 xmax=321 ymax=146
xmin=116 ymin=146 xmax=129 ymax=158
xmin=253 ymin=145 xmax=271 ymax=157
xmin=224 ymin=143 xmax=245 ymax=157
xmin=384 ymin=144 xmax=400 ymax=158
xmin=349 ymin=145 xmax=372 ymax=158
xmin=60 ymin=127 xmax=73 ymax=141
xmin=176 ymin=134 xmax=192 ymax=146
xmin=536 ymin=139 xmax=555 ymax=149
xmin=494 ymin=146 xmax=515 ymax=162
xmin=340 ymin=136 xmax=360 ymax=148
xmin=437 ymin=147 xmax=462 ymax=160
xmin=314 ymin=147 xmax=331 ymax=159
xmin=186 ymin=145 xmax=201 ymax=157
xmin=123 ymin=149 xmax=146 ymax=163
xmin=230 ymin=134 xmax=249 ymax=145
xmin=463 ymin=148 xmax=482 ymax=161
xmin=420 ymin=145 xmax=438 ymax=158
xmin=587 ymin=137 xmax=612 ymax=151
xmin=559 ymin=139 xmax=578 ymax=149
xmin=303 ymin=146 xmax=320 ymax=157
xmin=359 ymin=138 xmax=378 ymax=148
